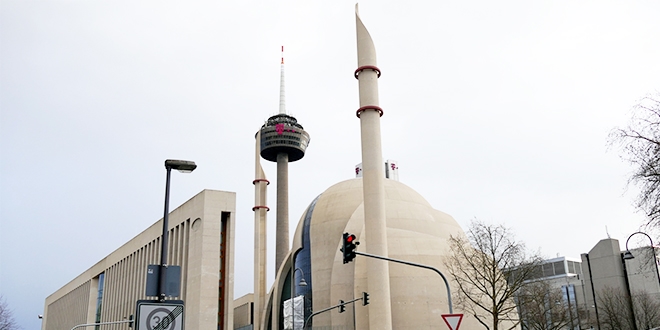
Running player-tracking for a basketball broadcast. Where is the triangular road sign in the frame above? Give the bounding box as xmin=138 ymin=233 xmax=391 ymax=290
xmin=441 ymin=313 xmax=463 ymax=330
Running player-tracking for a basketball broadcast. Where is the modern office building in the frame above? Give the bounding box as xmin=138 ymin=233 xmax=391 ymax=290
xmin=517 ymin=238 xmax=660 ymax=330
xmin=518 ymin=256 xmax=587 ymax=330
xmin=42 ymin=189 xmax=236 ymax=330
xmin=581 ymin=237 xmax=660 ymax=330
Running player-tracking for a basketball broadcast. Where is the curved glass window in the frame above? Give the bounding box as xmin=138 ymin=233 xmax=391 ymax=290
xmin=292 ymin=195 xmax=320 ymax=328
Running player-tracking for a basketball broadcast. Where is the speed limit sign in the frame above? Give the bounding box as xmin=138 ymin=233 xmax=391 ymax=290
xmin=135 ymin=300 xmax=184 ymax=330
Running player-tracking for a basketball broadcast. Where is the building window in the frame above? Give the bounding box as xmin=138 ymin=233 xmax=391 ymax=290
xmin=95 ymin=273 xmax=105 ymax=330
xmin=542 ymin=263 xmax=554 ymax=277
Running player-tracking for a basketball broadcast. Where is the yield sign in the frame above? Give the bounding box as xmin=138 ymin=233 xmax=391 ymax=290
xmin=441 ymin=313 xmax=463 ymax=330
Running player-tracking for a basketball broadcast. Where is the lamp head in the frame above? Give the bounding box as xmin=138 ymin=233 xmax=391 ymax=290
xmin=299 ymin=278 xmax=308 ymax=286
xmin=165 ymin=159 xmax=197 ymax=173
xmin=623 ymin=251 xmax=635 ymax=260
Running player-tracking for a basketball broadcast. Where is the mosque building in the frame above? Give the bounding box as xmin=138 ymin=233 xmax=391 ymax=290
xmin=241 ymin=6 xmax=517 ymax=330
xmin=41 ymin=6 xmax=516 ymax=330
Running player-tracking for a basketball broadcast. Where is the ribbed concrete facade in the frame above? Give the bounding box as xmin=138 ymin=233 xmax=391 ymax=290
xmin=44 ymin=281 xmax=92 ymax=329
xmin=43 ymin=189 xmax=236 ymax=330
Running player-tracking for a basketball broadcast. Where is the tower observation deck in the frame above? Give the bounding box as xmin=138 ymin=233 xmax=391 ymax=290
xmin=259 ymin=113 xmax=310 ymax=162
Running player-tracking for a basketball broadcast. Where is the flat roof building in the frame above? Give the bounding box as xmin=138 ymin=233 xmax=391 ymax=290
xmin=42 ymin=189 xmax=236 ymax=330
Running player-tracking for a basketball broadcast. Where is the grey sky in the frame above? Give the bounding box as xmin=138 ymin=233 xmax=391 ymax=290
xmin=1 ymin=1 xmax=659 ymax=329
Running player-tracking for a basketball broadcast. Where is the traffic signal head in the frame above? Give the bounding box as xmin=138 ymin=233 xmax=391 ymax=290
xmin=341 ymin=233 xmax=358 ymax=264
xmin=339 ymin=300 xmax=345 ymax=313
xmin=362 ymin=292 xmax=369 ymax=306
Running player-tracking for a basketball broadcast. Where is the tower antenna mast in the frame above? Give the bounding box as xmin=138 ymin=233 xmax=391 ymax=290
xmin=279 ymin=46 xmax=286 ymax=114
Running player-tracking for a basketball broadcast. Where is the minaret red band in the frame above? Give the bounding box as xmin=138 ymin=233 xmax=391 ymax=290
xmin=252 ymin=206 xmax=270 ymax=211
xmin=252 ymin=179 xmax=270 ymax=185
xmin=356 ymin=105 xmax=384 ymax=118
xmin=354 ymin=65 xmax=381 ymax=79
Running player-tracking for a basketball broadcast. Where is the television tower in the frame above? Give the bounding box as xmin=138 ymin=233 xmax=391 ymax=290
xmin=258 ymin=46 xmax=311 ymax=272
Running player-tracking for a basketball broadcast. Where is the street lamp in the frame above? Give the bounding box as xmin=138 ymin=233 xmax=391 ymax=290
xmin=623 ymin=231 xmax=660 ymax=288
xmin=291 ymin=267 xmax=307 ymax=330
xmin=159 ymin=159 xmax=196 ymax=302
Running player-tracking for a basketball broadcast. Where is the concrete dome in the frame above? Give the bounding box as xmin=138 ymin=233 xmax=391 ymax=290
xmin=270 ymin=178 xmax=512 ymax=329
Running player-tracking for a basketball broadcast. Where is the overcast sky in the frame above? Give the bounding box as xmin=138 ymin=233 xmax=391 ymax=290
xmin=1 ymin=0 xmax=659 ymax=328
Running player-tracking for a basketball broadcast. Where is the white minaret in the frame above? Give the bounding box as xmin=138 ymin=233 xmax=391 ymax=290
xmin=355 ymin=5 xmax=393 ymax=329
xmin=252 ymin=131 xmax=269 ymax=330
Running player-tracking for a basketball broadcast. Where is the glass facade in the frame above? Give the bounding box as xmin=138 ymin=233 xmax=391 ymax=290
xmin=292 ymin=195 xmax=319 ymax=329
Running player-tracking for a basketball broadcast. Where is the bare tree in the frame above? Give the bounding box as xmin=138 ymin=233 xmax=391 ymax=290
xmin=632 ymin=291 xmax=660 ymax=330
xmin=609 ymin=92 xmax=660 ymax=230
xmin=517 ymin=281 xmax=571 ymax=330
xmin=0 ymin=295 xmax=20 ymax=330
xmin=597 ymin=286 xmax=635 ymax=330
xmin=445 ymin=220 xmax=542 ymax=330
xmin=597 ymin=287 xmax=660 ymax=330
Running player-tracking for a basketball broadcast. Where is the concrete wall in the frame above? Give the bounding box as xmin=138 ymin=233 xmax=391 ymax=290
xmin=43 ymin=281 xmax=92 ymax=330
xmin=580 ymin=238 xmax=660 ymax=329
xmin=581 ymin=238 xmax=628 ymax=330
xmin=234 ymin=294 xmax=254 ymax=329
xmin=625 ymin=246 xmax=660 ymax=301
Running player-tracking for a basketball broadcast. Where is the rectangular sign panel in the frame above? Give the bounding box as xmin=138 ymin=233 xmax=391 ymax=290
xmin=145 ymin=265 xmax=181 ymax=297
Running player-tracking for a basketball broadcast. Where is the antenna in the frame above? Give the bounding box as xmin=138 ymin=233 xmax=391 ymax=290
xmin=279 ymin=46 xmax=286 ymax=114
xmin=606 ymin=225 xmax=611 ymax=238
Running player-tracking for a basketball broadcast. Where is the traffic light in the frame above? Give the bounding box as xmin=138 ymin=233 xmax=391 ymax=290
xmin=341 ymin=233 xmax=358 ymax=264
xmin=339 ymin=300 xmax=345 ymax=313
xmin=362 ymin=292 xmax=369 ymax=306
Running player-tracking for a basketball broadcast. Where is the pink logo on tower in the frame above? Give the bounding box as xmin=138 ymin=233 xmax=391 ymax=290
xmin=275 ymin=123 xmax=296 ymax=135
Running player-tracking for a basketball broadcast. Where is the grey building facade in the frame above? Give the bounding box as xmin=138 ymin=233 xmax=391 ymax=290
xmin=518 ymin=237 xmax=660 ymax=330
xmin=581 ymin=238 xmax=660 ymax=330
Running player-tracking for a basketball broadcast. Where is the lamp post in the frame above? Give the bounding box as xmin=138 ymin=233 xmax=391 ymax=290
xmin=291 ymin=267 xmax=307 ymax=330
xmin=623 ymin=231 xmax=660 ymax=288
xmin=159 ymin=159 xmax=196 ymax=302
